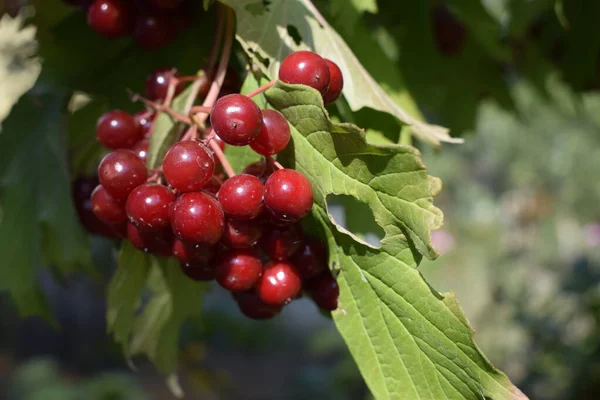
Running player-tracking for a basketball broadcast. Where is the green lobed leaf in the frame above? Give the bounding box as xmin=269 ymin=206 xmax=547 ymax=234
xmin=220 ymin=0 xmax=459 ymax=146
xmin=266 ymin=81 xmax=526 ymax=400
xmin=0 ymin=92 xmax=90 ymax=318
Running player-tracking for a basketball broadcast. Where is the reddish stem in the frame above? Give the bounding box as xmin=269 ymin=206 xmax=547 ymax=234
xmin=209 ymin=138 xmax=235 ymax=178
xmin=132 ymin=94 xmax=192 ymax=124
xmin=189 ymin=105 xmax=212 ymax=115
xmin=245 ymin=79 xmax=276 ymax=98
xmin=181 ymin=125 xmax=198 ymax=142
xmin=266 ymin=156 xmax=284 ymax=170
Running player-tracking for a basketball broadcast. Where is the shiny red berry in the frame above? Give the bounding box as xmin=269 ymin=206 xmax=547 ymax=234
xmin=257 ymin=261 xmax=302 ymax=306
xmin=234 ymin=290 xmax=281 ymax=320
xmin=72 ymin=177 xmax=120 ymax=237
xmin=145 ymin=67 xmax=184 ymax=101
xmin=264 ymin=169 xmax=313 ymax=222
xmin=87 ymin=0 xmax=133 ymax=38
xmin=98 ymin=150 xmax=147 ymax=200
xmin=279 ymin=51 xmax=330 ymax=95
xmin=90 ymin=184 xmax=127 ymax=225
xmin=171 ymin=192 xmax=224 ymax=244
xmin=221 ymin=218 xmax=263 ymax=248
xmin=127 ymin=222 xmax=173 ymax=257
xmin=96 ymin=110 xmax=142 ymax=150
xmin=259 ymin=223 xmax=304 ymax=260
xmin=292 ymin=239 xmax=327 ymax=279
xmin=216 ymin=249 xmax=263 ymax=292
xmin=131 ymin=139 xmax=149 ymax=162
xmin=249 ymin=110 xmax=291 ymax=156
xmin=217 ymin=174 xmax=264 ymax=219
xmin=307 ymin=271 xmax=339 ymax=311
xmin=163 ymin=141 xmax=215 ymax=192
xmin=172 ymin=239 xmax=214 ymax=266
xmin=210 ymin=94 xmax=262 ymax=146
xmin=202 ymin=176 xmax=223 ymax=197
xmin=126 ymin=184 xmax=174 ymax=231
xmin=322 ymin=59 xmax=344 ymax=104
xmin=134 ymin=111 xmax=154 ymax=138
xmin=133 ymin=13 xmax=176 ymax=50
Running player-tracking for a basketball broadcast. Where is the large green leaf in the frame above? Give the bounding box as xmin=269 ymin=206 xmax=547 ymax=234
xmin=220 ymin=0 xmax=459 ymax=146
xmin=0 ymin=92 xmax=90 ymax=318
xmin=266 ymin=81 xmax=526 ymax=399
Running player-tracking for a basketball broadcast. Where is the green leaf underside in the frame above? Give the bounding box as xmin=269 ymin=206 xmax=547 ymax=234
xmin=266 ymin=82 xmax=525 ymax=400
xmin=0 ymin=92 xmax=90 ymax=319
xmin=108 ymin=242 xmax=206 ymax=374
xmin=220 ymin=0 xmax=459 ymax=146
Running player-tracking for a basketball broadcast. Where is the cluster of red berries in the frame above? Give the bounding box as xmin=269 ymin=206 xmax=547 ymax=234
xmin=62 ymin=0 xmax=194 ymax=50
xmin=73 ymin=51 xmax=342 ymax=318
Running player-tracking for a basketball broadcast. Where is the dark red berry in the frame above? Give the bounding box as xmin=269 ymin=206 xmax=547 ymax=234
xmin=163 ymin=141 xmax=215 ymax=192
xmin=145 ymin=67 xmax=184 ymax=101
xmin=96 ymin=110 xmax=142 ymax=150
xmin=210 ymin=94 xmax=263 ymax=146
xmin=292 ymin=239 xmax=327 ymax=279
xmin=221 ymin=218 xmax=263 ymax=248
xmin=147 ymin=0 xmax=183 ymax=9
xmin=171 ymin=192 xmax=224 ymax=244
xmin=216 ymin=249 xmax=263 ymax=292
xmin=127 ymin=222 xmax=173 ymax=257
xmin=307 ymin=271 xmax=339 ymax=311
xmin=98 ymin=150 xmax=147 ymax=200
xmin=202 ymin=176 xmax=223 ymax=197
xmin=259 ymin=223 xmax=304 ymax=260
xmin=90 ymin=184 xmax=127 ymax=225
xmin=279 ymin=51 xmax=330 ymax=95
xmin=249 ymin=110 xmax=290 ymax=156
xmin=134 ymin=111 xmax=154 ymax=138
xmin=322 ymin=59 xmax=344 ymax=104
xmin=131 ymin=139 xmax=149 ymax=162
xmin=72 ymin=177 xmax=119 ymax=237
xmin=217 ymin=174 xmax=264 ymax=219
xmin=257 ymin=261 xmax=302 ymax=306
xmin=87 ymin=0 xmax=133 ymax=38
xmin=264 ymin=169 xmax=313 ymax=222
xmin=126 ymin=184 xmax=174 ymax=231
xmin=133 ymin=13 xmax=176 ymax=50
xmin=242 ymin=161 xmax=275 ymax=183
xmin=234 ymin=290 xmax=281 ymax=320
xmin=431 ymin=5 xmax=466 ymax=57
xmin=180 ymin=262 xmax=216 ymax=281
xmin=172 ymin=239 xmax=214 ymax=266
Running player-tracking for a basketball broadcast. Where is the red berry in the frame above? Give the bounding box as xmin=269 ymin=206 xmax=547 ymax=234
xmin=131 ymin=139 xmax=149 ymax=162
xmin=257 ymin=261 xmax=302 ymax=306
xmin=322 ymin=59 xmax=344 ymax=104
xmin=217 ymin=174 xmax=264 ymax=219
xmin=210 ymin=94 xmax=262 ymax=146
xmin=87 ymin=0 xmax=133 ymax=38
xmin=127 ymin=222 xmax=173 ymax=257
xmin=147 ymin=0 xmax=183 ymax=9
xmin=98 ymin=150 xmax=147 ymax=200
xmin=126 ymin=184 xmax=174 ymax=231
xmin=233 ymin=290 xmax=281 ymax=320
xmin=259 ymin=223 xmax=304 ymax=260
xmin=306 ymin=271 xmax=339 ymax=311
xmin=171 ymin=192 xmax=224 ymax=244
xmin=163 ymin=141 xmax=215 ymax=192
xmin=172 ymin=239 xmax=214 ymax=266
xmin=133 ymin=13 xmax=176 ymax=50
xmin=202 ymin=175 xmax=223 ymax=197
xmin=279 ymin=51 xmax=330 ymax=95
xmin=96 ymin=110 xmax=142 ymax=150
xmin=264 ymin=169 xmax=313 ymax=222
xmin=90 ymin=184 xmax=127 ymax=225
xmin=134 ymin=111 xmax=154 ymax=138
xmin=249 ymin=110 xmax=290 ymax=156
xmin=216 ymin=249 xmax=263 ymax=292
xmin=221 ymin=218 xmax=263 ymax=248
xmin=292 ymin=239 xmax=327 ymax=279
xmin=72 ymin=177 xmax=119 ymax=237
xmin=180 ymin=262 xmax=216 ymax=281
xmin=145 ymin=67 xmax=184 ymax=101
xmin=242 ymin=161 xmax=276 ymax=183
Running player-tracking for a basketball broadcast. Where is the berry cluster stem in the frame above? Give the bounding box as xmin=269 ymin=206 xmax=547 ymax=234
xmin=245 ymin=79 xmax=276 ymax=98
xmin=209 ymin=136 xmax=235 ymax=178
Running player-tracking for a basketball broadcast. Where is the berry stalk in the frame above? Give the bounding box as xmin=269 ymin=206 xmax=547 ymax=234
xmin=245 ymin=79 xmax=276 ymax=98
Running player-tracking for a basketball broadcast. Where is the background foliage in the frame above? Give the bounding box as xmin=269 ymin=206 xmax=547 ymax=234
xmin=0 ymin=0 xmax=599 ymax=399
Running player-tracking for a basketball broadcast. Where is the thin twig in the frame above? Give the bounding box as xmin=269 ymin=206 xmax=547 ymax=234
xmin=245 ymin=79 xmax=276 ymax=98
xmin=209 ymin=139 xmax=235 ymax=178
xmin=132 ymin=94 xmax=192 ymax=124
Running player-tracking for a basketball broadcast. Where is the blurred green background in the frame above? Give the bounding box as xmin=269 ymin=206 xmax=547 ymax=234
xmin=1 ymin=0 xmax=600 ymax=399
